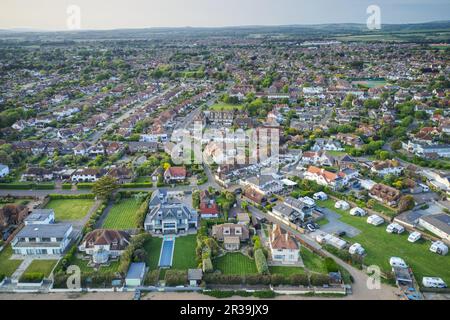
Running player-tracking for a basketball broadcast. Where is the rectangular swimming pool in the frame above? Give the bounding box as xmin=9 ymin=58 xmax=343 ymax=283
xmin=158 ymin=237 xmax=175 ymax=268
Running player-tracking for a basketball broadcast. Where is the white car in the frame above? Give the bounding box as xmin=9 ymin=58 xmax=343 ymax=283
xmin=407 ymin=231 xmax=421 ymax=243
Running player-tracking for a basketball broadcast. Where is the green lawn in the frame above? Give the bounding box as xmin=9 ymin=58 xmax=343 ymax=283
xmin=68 ymin=256 xmax=120 ymax=275
xmin=301 ymin=248 xmax=328 ymax=274
xmin=23 ymin=260 xmax=58 ymax=277
xmin=102 ymin=198 xmax=142 ymax=230
xmin=316 ymin=218 xmax=329 ymax=226
xmin=0 ymin=246 xmax=22 ymax=277
xmin=143 ymin=237 xmax=163 ymax=270
xmin=45 ymin=199 xmax=94 ymax=221
xmin=172 ymin=235 xmax=198 ymax=270
xmin=214 ymin=252 xmax=257 ymax=275
xmin=269 ymin=266 xmax=306 ymax=276
xmin=209 ymin=103 xmax=243 ymax=111
xmin=326 ymin=151 xmax=347 ymax=157
xmin=318 ymin=199 xmax=450 ymax=284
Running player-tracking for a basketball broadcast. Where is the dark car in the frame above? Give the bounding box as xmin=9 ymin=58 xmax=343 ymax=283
xmin=334 ymin=230 xmax=346 ymax=237
xmin=234 ymin=188 xmax=243 ymax=195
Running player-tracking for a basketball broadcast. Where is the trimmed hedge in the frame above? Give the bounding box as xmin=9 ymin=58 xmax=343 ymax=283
xmin=165 ymin=270 xmax=188 ymax=286
xmin=62 ymin=184 xmax=72 ymax=190
xmin=121 ymin=183 xmax=153 ymax=188
xmin=76 ymin=183 xmax=94 ymax=189
xmin=254 ymin=249 xmax=269 ymax=275
xmin=0 ymin=183 xmax=33 ymax=190
xmin=19 ymin=272 xmax=45 ymax=283
xmin=48 ymin=194 xmax=95 ymax=200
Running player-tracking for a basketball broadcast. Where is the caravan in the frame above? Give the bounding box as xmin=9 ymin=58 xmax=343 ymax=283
xmin=430 ymin=241 xmax=449 ymax=256
xmin=389 ymin=257 xmax=408 ymax=268
xmin=350 ymin=207 xmax=366 ymax=217
xmin=422 ymin=277 xmax=447 ymax=289
xmin=349 ymin=243 xmax=365 ymax=256
xmin=367 ymin=214 xmax=384 ymax=226
xmin=386 ymin=223 xmax=405 ymax=234
xmin=407 ymin=231 xmax=422 ymax=243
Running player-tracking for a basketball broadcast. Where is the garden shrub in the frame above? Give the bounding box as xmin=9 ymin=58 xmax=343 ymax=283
xmin=254 ymin=249 xmax=269 ymax=275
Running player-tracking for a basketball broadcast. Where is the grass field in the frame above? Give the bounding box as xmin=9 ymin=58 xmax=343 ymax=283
xmin=23 ymin=260 xmax=58 ymax=277
xmin=102 ymin=198 xmax=142 ymax=230
xmin=171 ymin=235 xmax=198 ymax=270
xmin=209 ymin=103 xmax=244 ymax=111
xmin=0 ymin=246 xmax=22 ymax=277
xmin=143 ymin=237 xmax=163 ymax=270
xmin=214 ymin=252 xmax=257 ymax=275
xmin=269 ymin=266 xmax=306 ymax=276
xmin=317 ymin=199 xmax=450 ymax=284
xmin=45 ymin=199 xmax=94 ymax=221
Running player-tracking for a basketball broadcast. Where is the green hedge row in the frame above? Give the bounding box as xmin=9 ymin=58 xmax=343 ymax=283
xmin=0 ymin=183 xmax=55 ymax=190
xmin=19 ymin=272 xmax=45 ymax=283
xmin=121 ymin=183 xmax=153 ymax=188
xmin=76 ymin=183 xmax=94 ymax=189
xmin=48 ymin=194 xmax=95 ymax=200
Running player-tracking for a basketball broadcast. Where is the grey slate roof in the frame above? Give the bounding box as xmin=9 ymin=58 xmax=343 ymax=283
xmin=16 ymin=223 xmax=72 ymax=238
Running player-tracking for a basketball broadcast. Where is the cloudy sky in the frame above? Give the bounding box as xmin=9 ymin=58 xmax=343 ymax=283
xmin=0 ymin=0 xmax=449 ymax=30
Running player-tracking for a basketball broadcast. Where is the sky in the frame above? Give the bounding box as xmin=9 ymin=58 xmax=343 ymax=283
xmin=0 ymin=0 xmax=449 ymax=31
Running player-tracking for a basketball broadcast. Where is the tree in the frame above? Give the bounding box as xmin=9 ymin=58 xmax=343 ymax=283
xmin=92 ymin=176 xmax=118 ymax=200
xmin=391 ymin=140 xmax=402 ymax=151
xmin=398 ymin=195 xmax=415 ymax=212
xmin=367 ymin=199 xmax=376 ymax=209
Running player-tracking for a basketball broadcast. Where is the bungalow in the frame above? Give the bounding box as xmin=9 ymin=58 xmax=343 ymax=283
xmin=369 ymin=183 xmax=401 ymax=207
xmin=79 ymin=229 xmax=131 ymax=264
xmin=164 ymin=167 xmax=187 ymax=184
xmin=212 ymin=223 xmax=250 ymax=251
xmin=371 ymin=160 xmax=403 ymax=176
xmin=269 ymin=224 xmax=300 ymax=265
xmin=199 ymin=190 xmax=220 ymax=219
xmin=0 ymin=164 xmax=9 ymax=178
xmin=304 ymin=166 xmax=344 ymax=190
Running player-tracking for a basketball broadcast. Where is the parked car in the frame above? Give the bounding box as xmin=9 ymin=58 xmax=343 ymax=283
xmin=306 ymin=223 xmax=316 ymax=232
xmin=334 ymin=230 xmax=346 ymax=237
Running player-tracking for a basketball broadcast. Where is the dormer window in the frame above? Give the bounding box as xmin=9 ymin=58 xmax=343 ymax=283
xmin=223 ymin=227 xmax=230 ymax=235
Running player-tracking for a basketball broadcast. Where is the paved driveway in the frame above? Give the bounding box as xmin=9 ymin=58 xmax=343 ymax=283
xmin=317 ymin=208 xmax=361 ymax=238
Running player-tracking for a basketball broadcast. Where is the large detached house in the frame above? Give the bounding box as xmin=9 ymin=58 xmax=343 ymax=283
xmin=12 ymin=209 xmax=74 ymax=256
xmin=212 ymin=223 xmax=250 ymax=251
xmin=269 ymin=224 xmax=300 ymax=265
xmin=79 ymin=229 xmax=131 ymax=264
xmin=371 ymin=160 xmax=403 ymax=176
xmin=144 ymin=190 xmax=198 ymax=234
xmin=304 ymin=166 xmax=344 ymax=190
xmin=369 ymin=183 xmax=401 ymax=206
xmin=199 ymin=190 xmax=220 ymax=219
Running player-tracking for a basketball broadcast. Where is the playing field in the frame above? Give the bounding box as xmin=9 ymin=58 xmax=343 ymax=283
xmin=45 ymin=199 xmax=94 ymax=221
xmin=102 ymin=198 xmax=142 ymax=230
xmin=214 ymin=252 xmax=257 ymax=275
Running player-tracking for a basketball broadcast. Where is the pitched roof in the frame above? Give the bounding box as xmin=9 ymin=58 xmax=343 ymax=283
xmin=270 ymin=224 xmax=299 ymax=250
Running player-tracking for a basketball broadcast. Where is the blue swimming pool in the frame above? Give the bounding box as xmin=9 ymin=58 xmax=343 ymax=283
xmin=158 ymin=237 xmax=175 ymax=268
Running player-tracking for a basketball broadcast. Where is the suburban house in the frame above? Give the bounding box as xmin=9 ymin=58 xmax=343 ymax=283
xmin=108 ymin=166 xmax=134 ymax=184
xmin=240 ymin=174 xmax=284 ymax=196
xmin=78 ymin=229 xmax=131 ymax=264
xmin=21 ymin=167 xmax=54 ymax=182
xmin=418 ymin=214 xmax=450 ymax=243
xmin=269 ymin=224 xmax=300 ymax=265
xmin=243 ymin=187 xmax=267 ymax=205
xmin=71 ymin=168 xmax=104 ymax=182
xmin=369 ymin=183 xmax=401 ymax=206
xmin=272 ymin=196 xmax=314 ymax=224
xmin=144 ymin=189 xmax=198 ymax=234
xmin=0 ymin=164 xmax=9 ymax=178
xmin=338 ymin=155 xmax=358 ymax=169
xmin=11 ymin=209 xmax=74 ymax=255
xmin=164 ymin=166 xmax=187 ymax=184
xmin=339 ymin=168 xmax=359 ymax=185
xmin=300 ymin=151 xmax=336 ymax=167
xmin=402 ymin=140 xmax=450 ymax=158
xmin=311 ymin=138 xmax=344 ymax=152
xmin=304 ymin=166 xmax=344 ymax=190
xmin=212 ymin=223 xmax=250 ymax=251
xmin=371 ymin=160 xmax=403 ymax=176
xmin=199 ymin=190 xmax=220 ymax=219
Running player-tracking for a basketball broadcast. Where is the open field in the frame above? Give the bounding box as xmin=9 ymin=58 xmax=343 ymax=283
xmin=214 ymin=252 xmax=257 ymax=275
xmin=317 ymin=199 xmax=450 ymax=284
xmin=102 ymin=198 xmax=142 ymax=230
xmin=143 ymin=237 xmax=163 ymax=270
xmin=22 ymin=260 xmax=58 ymax=277
xmin=45 ymin=199 xmax=94 ymax=221
xmin=209 ymin=103 xmax=244 ymax=111
xmin=0 ymin=246 xmax=22 ymax=277
xmin=171 ymin=235 xmax=197 ymax=270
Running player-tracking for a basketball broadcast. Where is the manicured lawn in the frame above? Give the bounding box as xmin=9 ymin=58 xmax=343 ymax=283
xmin=45 ymin=199 xmax=94 ymax=221
xmin=69 ymin=256 xmax=120 ymax=275
xmin=0 ymin=246 xmax=22 ymax=277
xmin=269 ymin=266 xmax=306 ymax=276
xmin=214 ymin=252 xmax=257 ymax=275
xmin=172 ymin=235 xmax=198 ymax=270
xmin=318 ymin=199 xmax=450 ymax=285
xmin=23 ymin=260 xmax=58 ymax=277
xmin=102 ymin=198 xmax=142 ymax=230
xmin=326 ymin=151 xmax=347 ymax=157
xmin=143 ymin=237 xmax=163 ymax=270
xmin=209 ymin=103 xmax=243 ymax=111
xmin=301 ymin=248 xmax=328 ymax=274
